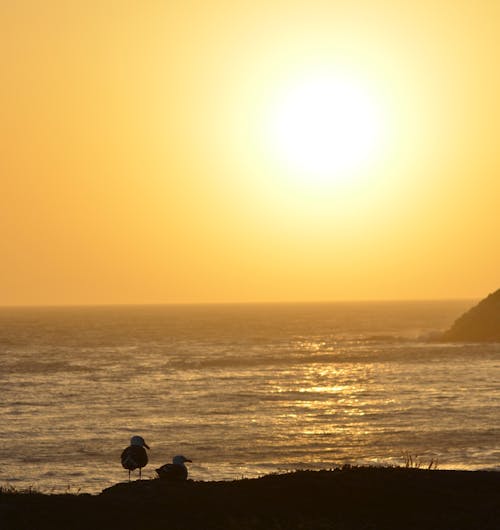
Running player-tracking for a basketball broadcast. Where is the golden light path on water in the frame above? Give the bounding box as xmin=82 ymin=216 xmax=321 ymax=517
xmin=268 ymin=355 xmax=399 ymax=446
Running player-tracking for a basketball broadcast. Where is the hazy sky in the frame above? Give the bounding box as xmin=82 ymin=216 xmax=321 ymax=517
xmin=2 ymin=1 xmax=499 ymax=305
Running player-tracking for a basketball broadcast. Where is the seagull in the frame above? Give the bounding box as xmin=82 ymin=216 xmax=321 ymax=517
xmin=121 ymin=435 xmax=150 ymax=481
xmin=156 ymin=455 xmax=192 ymax=481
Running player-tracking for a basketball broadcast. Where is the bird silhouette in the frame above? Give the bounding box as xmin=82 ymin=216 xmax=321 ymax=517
xmin=156 ymin=455 xmax=192 ymax=481
xmin=121 ymin=435 xmax=150 ymax=481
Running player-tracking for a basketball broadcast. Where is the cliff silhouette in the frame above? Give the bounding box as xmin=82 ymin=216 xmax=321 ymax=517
xmin=442 ymin=289 xmax=500 ymax=342
xmin=2 ymin=468 xmax=500 ymax=530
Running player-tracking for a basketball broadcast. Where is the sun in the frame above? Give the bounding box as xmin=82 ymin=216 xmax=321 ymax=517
xmin=267 ymin=74 xmax=382 ymax=184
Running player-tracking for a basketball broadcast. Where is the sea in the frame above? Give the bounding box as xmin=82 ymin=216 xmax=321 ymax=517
xmin=1 ymin=301 xmax=499 ymax=493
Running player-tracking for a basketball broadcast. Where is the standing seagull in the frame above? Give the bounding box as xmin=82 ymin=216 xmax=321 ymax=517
xmin=121 ymin=435 xmax=150 ymax=481
xmin=156 ymin=455 xmax=192 ymax=481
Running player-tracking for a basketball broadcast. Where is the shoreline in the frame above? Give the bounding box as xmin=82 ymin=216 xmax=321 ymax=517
xmin=2 ymin=466 xmax=499 ymax=529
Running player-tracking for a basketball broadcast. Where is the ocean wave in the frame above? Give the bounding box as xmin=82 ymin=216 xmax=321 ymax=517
xmin=159 ymin=343 xmax=488 ymax=371
xmin=2 ymin=360 xmax=92 ymax=374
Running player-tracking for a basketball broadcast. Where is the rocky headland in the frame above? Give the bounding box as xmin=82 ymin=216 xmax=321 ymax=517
xmin=441 ymin=289 xmax=500 ymax=342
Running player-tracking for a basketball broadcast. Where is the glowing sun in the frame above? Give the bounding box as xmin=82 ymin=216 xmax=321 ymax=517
xmin=268 ymin=75 xmax=382 ymax=183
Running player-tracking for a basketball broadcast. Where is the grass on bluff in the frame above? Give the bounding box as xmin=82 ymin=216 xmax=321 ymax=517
xmin=401 ymin=451 xmax=439 ymax=470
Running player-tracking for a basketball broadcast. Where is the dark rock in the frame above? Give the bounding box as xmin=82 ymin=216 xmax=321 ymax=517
xmin=441 ymin=289 xmax=500 ymax=342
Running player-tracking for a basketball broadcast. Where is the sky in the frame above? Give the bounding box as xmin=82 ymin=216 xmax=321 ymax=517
xmin=1 ymin=1 xmax=499 ymax=305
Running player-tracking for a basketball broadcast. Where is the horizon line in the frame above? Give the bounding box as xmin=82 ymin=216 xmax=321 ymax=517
xmin=0 ymin=296 xmax=479 ymax=310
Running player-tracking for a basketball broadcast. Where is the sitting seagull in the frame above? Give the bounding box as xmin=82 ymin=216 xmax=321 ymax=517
xmin=156 ymin=455 xmax=192 ymax=481
xmin=121 ymin=435 xmax=150 ymax=481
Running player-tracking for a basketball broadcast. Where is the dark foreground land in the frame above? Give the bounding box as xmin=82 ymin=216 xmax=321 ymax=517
xmin=1 ymin=467 xmax=499 ymax=529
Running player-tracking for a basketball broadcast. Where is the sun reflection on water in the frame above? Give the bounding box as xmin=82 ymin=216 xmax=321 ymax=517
xmin=298 ymin=385 xmax=348 ymax=393
xmin=268 ymin=361 xmax=376 ymax=443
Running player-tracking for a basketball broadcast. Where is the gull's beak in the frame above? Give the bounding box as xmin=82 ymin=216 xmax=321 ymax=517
xmin=185 ymin=458 xmax=192 ymax=463
xmin=144 ymin=442 xmax=150 ymax=450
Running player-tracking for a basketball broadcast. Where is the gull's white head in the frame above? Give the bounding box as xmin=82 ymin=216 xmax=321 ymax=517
xmin=173 ymin=455 xmax=192 ymax=466
xmin=130 ymin=435 xmax=150 ymax=449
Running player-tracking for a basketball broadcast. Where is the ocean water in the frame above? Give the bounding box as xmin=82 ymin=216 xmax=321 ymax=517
xmin=1 ymin=301 xmax=499 ymax=493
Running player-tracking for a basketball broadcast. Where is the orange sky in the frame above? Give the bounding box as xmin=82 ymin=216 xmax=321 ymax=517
xmin=1 ymin=1 xmax=499 ymax=305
